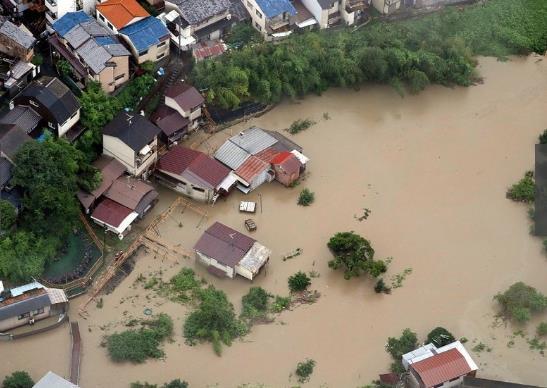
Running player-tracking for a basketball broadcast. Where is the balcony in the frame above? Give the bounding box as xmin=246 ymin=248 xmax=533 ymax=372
xmin=45 ymin=0 xmax=57 ymax=11
xmin=45 ymin=10 xmax=57 ymax=24
xmin=345 ymin=0 xmax=368 ymax=13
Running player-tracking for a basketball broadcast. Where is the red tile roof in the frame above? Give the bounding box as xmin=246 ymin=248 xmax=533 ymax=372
xmin=192 ymin=41 xmax=226 ymax=61
xmin=157 ymin=145 xmax=230 ymax=188
xmin=254 ymin=147 xmax=279 ymax=164
xmin=235 ymin=155 xmax=269 ymax=184
xmin=104 ymin=177 xmax=156 ymax=210
xmin=164 ymin=81 xmax=204 ymax=112
xmin=411 ymin=348 xmax=472 ymax=388
xmin=96 ymin=0 xmax=148 ymax=30
xmin=91 ymin=198 xmax=133 ymax=228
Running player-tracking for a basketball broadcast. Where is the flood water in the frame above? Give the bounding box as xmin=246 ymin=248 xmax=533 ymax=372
xmin=2 ymin=56 xmax=547 ymax=387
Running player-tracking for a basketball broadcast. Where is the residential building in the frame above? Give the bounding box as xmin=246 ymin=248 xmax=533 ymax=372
xmin=371 ymin=0 xmax=400 ymax=14
xmin=0 ymin=124 xmax=31 ymax=209
xmin=192 ymin=40 xmax=227 ymax=61
xmin=163 ymin=0 xmax=232 ymax=45
xmin=0 ymin=17 xmax=36 ymax=61
xmin=45 ymin=0 xmax=96 ymax=32
xmin=9 ymin=76 xmax=80 ymax=138
xmin=462 ymin=376 xmax=545 ymax=388
xmin=270 ymin=151 xmax=302 ymax=186
xmin=193 ymin=222 xmax=271 ymax=280
xmin=156 ymin=145 xmax=235 ymax=203
xmin=50 ymin=12 xmax=131 ymax=93
xmin=0 ymin=58 xmax=39 ymax=98
xmin=34 ymin=371 xmax=79 ymax=388
xmin=102 ymin=111 xmax=161 ymax=178
xmin=402 ymin=341 xmax=478 ymax=388
xmin=164 ymin=81 xmax=204 ymax=130
xmin=244 ymin=0 xmax=317 ymax=40
xmin=0 ymin=281 xmax=68 ymax=332
xmin=150 ymin=104 xmax=189 ymax=146
xmin=96 ymin=0 xmax=170 ymax=64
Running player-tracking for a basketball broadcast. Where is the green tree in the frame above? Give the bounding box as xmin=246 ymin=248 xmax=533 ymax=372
xmin=2 ymin=371 xmax=34 ymax=388
xmin=506 ymin=171 xmax=534 ymax=203
xmin=56 ymin=59 xmax=72 ymax=79
xmin=295 ymin=359 xmax=316 ymax=383
xmin=0 ymin=200 xmax=16 ymax=231
xmin=539 ymin=129 xmax=547 ymax=144
xmin=163 ymin=379 xmax=189 ymax=388
xmin=494 ymin=282 xmax=547 ymax=323
xmin=406 ymin=69 xmax=430 ymax=94
xmin=241 ymin=287 xmax=270 ymax=319
xmin=327 ymin=232 xmax=375 ymax=279
xmin=297 ymin=188 xmax=315 ymax=206
xmin=426 ymin=327 xmax=456 ymax=347
xmin=288 ymin=271 xmax=311 ymax=292
xmin=386 ymin=328 xmax=418 ymax=360
xmin=225 ymin=22 xmax=263 ymax=47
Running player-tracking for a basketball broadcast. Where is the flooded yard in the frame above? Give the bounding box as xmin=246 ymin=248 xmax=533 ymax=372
xmin=2 ymin=55 xmax=547 ymax=387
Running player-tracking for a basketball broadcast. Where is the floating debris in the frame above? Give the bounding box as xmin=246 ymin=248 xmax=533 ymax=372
xmin=283 ymin=248 xmax=303 ymax=261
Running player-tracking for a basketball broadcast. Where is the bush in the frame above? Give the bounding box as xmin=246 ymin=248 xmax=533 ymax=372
xmin=426 ymin=327 xmax=456 ymax=347
xmin=0 ymin=200 xmax=16 ymax=231
xmin=539 ymin=129 xmax=547 ymax=144
xmin=163 ymin=380 xmax=189 ymax=388
xmin=537 ymin=322 xmax=547 ymax=337
xmin=297 ymin=189 xmax=315 ymax=206
xmin=295 ymin=359 xmax=316 ymax=383
xmin=183 ymin=286 xmax=246 ymax=356
xmin=2 ymin=371 xmax=34 ymax=388
xmin=506 ymin=171 xmax=534 ymax=203
xmin=374 ymin=278 xmax=391 ymax=294
xmin=386 ymin=328 xmax=418 ymax=360
xmin=241 ymin=287 xmax=270 ymax=319
xmin=288 ymin=271 xmax=311 ymax=292
xmin=288 ymin=119 xmax=315 ymax=134
xmin=106 ymin=314 xmax=173 ymax=363
xmin=328 ymin=232 xmax=385 ymax=280
xmin=272 ymin=295 xmax=291 ymax=312
xmin=494 ymin=282 xmax=547 ymax=323
xmin=225 ymin=22 xmax=263 ymax=47
xmin=169 ymin=268 xmax=201 ymax=302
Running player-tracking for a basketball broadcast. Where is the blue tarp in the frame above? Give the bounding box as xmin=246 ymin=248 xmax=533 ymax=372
xmin=255 ymin=0 xmax=296 ymax=18
xmin=52 ymin=11 xmax=92 ymax=37
xmin=120 ymin=16 xmax=169 ymax=54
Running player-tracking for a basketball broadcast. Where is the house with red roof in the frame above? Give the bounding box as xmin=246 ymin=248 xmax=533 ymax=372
xmin=270 ymin=151 xmax=302 ymax=187
xmin=164 ymin=81 xmax=205 ymax=131
xmin=403 ymin=340 xmax=478 ymax=388
xmin=155 ymin=145 xmax=236 ymax=203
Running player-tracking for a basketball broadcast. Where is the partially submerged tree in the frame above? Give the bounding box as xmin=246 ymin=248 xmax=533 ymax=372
xmin=288 ymin=271 xmax=311 ymax=292
xmin=386 ymin=328 xmax=418 ymax=374
xmin=2 ymin=371 xmax=34 ymax=388
xmin=494 ymin=282 xmax=547 ymax=323
xmin=426 ymin=327 xmax=456 ymax=347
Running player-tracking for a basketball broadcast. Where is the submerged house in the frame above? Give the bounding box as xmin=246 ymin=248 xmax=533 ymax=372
xmin=0 ymin=281 xmax=68 ymax=332
xmin=156 ymin=145 xmax=235 ymax=203
xmin=402 ymin=340 xmax=478 ymax=388
xmin=194 ymin=222 xmax=271 ymax=280
xmin=77 ymin=155 xmax=158 ymax=239
xmin=102 ymin=111 xmax=162 ymax=178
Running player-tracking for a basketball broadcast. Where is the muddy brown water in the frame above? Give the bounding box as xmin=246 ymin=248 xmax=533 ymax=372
xmin=2 ymin=56 xmax=547 ymax=387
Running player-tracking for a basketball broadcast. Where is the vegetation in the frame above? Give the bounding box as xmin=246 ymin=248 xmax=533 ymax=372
xmin=106 ymin=314 xmax=173 ymax=363
xmin=327 ymin=232 xmax=388 ymax=281
xmin=130 ymin=380 xmax=188 ymax=388
xmin=506 ymin=171 xmax=534 ymax=203
xmin=539 ymin=129 xmax=547 ymax=144
xmin=297 ymin=188 xmax=315 ymax=206
xmin=2 ymin=371 xmax=34 ymax=388
xmin=241 ymin=287 xmax=271 ymax=322
xmin=0 ymin=200 xmax=16 ymax=231
xmin=386 ymin=328 xmax=418 ymax=373
xmin=537 ymin=322 xmax=547 ymax=337
xmin=271 ymin=295 xmax=291 ymax=313
xmin=494 ymin=282 xmax=547 ymax=323
xmin=191 ymin=0 xmax=547 ymax=109
xmin=56 ymin=59 xmax=73 ymax=79
xmin=288 ymin=118 xmax=315 ymax=134
xmin=225 ymin=22 xmax=263 ymax=47
xmin=295 ymin=359 xmax=316 ymax=383
xmin=426 ymin=327 xmax=456 ymax=347
xmin=183 ymin=286 xmax=246 ymax=356
xmin=374 ymin=278 xmax=391 ymax=294
xmin=288 ymin=271 xmax=312 ymax=292
xmin=168 ymin=268 xmax=202 ymax=303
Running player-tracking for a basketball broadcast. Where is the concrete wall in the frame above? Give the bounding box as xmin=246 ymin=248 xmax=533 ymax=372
xmin=0 ymin=305 xmax=50 ymax=332
xmin=164 ymin=1 xmax=230 ymax=40
xmin=97 ymin=54 xmax=130 ymax=93
xmin=120 ymin=34 xmax=170 ymax=64
xmin=156 ymin=170 xmax=215 ymax=202
xmin=57 ymin=109 xmax=80 ymax=137
xmin=300 ymin=0 xmax=326 ymax=27
xmin=103 ymin=135 xmax=137 ymax=173
xmin=235 ymin=265 xmax=253 ymax=280
xmin=196 ymin=251 xmax=234 ymax=278
xmin=371 ymin=0 xmax=401 ymax=14
xmin=241 ymin=0 xmax=268 ymax=37
xmin=165 ymin=96 xmax=202 ymax=128
xmin=0 ymin=34 xmax=33 ymax=61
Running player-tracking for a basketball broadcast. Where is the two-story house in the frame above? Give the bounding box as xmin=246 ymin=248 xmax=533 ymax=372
xmin=164 ymin=81 xmax=204 ymax=131
xmin=50 ymin=11 xmax=131 ymax=93
xmin=44 ymin=0 xmax=96 ymax=32
xmin=96 ymin=0 xmax=170 ymax=64
xmin=0 ymin=17 xmax=36 ymax=61
xmin=102 ymin=111 xmax=161 ymax=178
xmin=9 ymin=76 xmax=80 ymax=138
xmin=300 ymin=0 xmax=370 ymax=28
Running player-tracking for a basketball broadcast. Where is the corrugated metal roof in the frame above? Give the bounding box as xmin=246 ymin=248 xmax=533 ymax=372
xmin=229 ymin=127 xmax=277 ymax=155
xmin=411 ymin=348 xmax=472 ymax=387
xmin=34 ymin=371 xmax=78 ymax=388
xmin=235 ymin=155 xmax=269 ymax=184
xmin=91 ymin=197 xmax=134 ymax=228
xmin=120 ymin=16 xmax=169 ymax=54
xmin=8 ymin=281 xmax=44 ymax=297
xmin=214 ymin=140 xmax=250 ymax=170
xmin=255 ymin=0 xmax=297 ymax=18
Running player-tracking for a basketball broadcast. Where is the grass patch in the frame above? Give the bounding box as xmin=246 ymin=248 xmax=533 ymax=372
xmin=494 ymin=282 xmax=547 ymax=323
xmin=506 ymin=171 xmax=534 ymax=203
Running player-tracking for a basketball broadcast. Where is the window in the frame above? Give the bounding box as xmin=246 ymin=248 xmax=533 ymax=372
xmin=254 ymin=22 xmax=261 ymax=31
xmin=246 ymin=0 xmax=253 ymax=9
xmin=107 ymin=22 xmax=114 ymax=30
xmin=157 ymin=52 xmax=165 ymax=60
xmin=114 ymin=73 xmax=126 ymax=81
xmin=35 ymin=308 xmax=44 ymax=315
xmin=158 ymin=41 xmax=167 ymax=48
xmin=140 ymin=49 xmax=149 ymax=56
xmin=192 ymin=186 xmax=205 ymax=192
xmin=99 ymin=14 xmax=105 ymax=21
xmin=255 ymin=9 xmax=262 ymax=18
xmin=18 ymin=312 xmax=30 ymax=320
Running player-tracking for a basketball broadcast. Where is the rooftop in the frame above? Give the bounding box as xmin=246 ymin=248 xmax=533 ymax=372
xmin=168 ymin=0 xmax=231 ymax=25
xmin=0 ymin=17 xmax=36 ymax=49
xmin=103 ymin=112 xmax=161 ymax=152
xmin=0 ymin=105 xmax=41 ymax=134
xmin=120 ymin=16 xmax=169 ymax=54
xmin=96 ymin=0 xmax=149 ymax=30
xmin=410 ymin=348 xmax=473 ymax=387
xmin=229 ymin=127 xmax=278 ymax=155
xmin=255 ymin=0 xmax=297 ymax=18
xmin=91 ymin=197 xmax=136 ymax=228
xmin=165 ymin=81 xmax=204 ymax=112
xmin=0 ymin=124 xmax=32 ymax=162
xmin=104 ymin=176 xmax=158 ymax=211
xmin=150 ymin=105 xmax=190 ymax=136
xmin=234 ymin=155 xmax=270 ymax=184
xmin=34 ymin=371 xmax=78 ymax=388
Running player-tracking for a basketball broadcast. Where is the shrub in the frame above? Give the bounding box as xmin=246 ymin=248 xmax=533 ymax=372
xmin=2 ymin=371 xmax=34 ymax=388
xmin=288 ymin=271 xmax=311 ymax=292
xmin=183 ymin=286 xmax=246 ymax=356
xmin=407 ymin=69 xmax=430 ymax=94
xmin=386 ymin=328 xmax=418 ymax=360
xmin=539 ymin=129 xmax=547 ymax=144
xmin=297 ymin=189 xmax=315 ymax=206
xmin=506 ymin=171 xmax=534 ymax=203
xmin=241 ymin=287 xmax=271 ymax=322
xmin=426 ymin=327 xmax=456 ymax=347
xmin=106 ymin=314 xmax=173 ymax=363
xmin=295 ymin=359 xmax=316 ymax=383
xmin=328 ymin=232 xmax=383 ymax=280
xmin=374 ymin=278 xmax=391 ymax=294
xmin=494 ymin=282 xmax=547 ymax=323
xmin=537 ymin=322 xmax=547 ymax=337
xmin=288 ymin=119 xmax=315 ymax=134
xmin=272 ymin=295 xmax=291 ymax=312
xmin=169 ymin=268 xmax=201 ymax=302
xmin=0 ymin=200 xmax=16 ymax=231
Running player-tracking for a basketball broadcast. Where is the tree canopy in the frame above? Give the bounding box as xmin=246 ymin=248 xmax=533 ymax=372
xmin=426 ymin=327 xmax=456 ymax=347
xmin=2 ymin=371 xmax=34 ymax=388
xmin=494 ymin=282 xmax=547 ymax=323
xmin=0 ymin=200 xmax=16 ymax=231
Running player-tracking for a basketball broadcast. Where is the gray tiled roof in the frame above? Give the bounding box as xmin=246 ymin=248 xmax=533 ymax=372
xmin=0 ymin=157 xmax=12 ymax=188
xmin=0 ymin=17 xmax=35 ymax=49
xmin=0 ymin=106 xmax=41 ymax=133
xmin=0 ymin=292 xmax=51 ymax=321
xmin=169 ymin=0 xmax=230 ymax=25
xmin=76 ymin=39 xmax=112 ymax=74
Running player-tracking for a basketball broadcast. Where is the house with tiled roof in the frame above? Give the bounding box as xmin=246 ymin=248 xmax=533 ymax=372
xmin=44 ymin=0 xmax=96 ymax=32
xmin=96 ymin=0 xmax=170 ymax=64
xmin=194 ymin=222 xmax=271 ymax=280
xmin=403 ymin=341 xmax=478 ymax=388
xmin=300 ymin=0 xmax=370 ymax=28
xmin=164 ymin=81 xmax=204 ymax=131
xmin=50 ymin=11 xmax=130 ymax=93
xmin=150 ymin=104 xmax=189 ymax=146
xmin=0 ymin=17 xmax=36 ymax=61
xmin=102 ymin=111 xmax=161 ymax=178
xmin=156 ymin=145 xmax=235 ymax=203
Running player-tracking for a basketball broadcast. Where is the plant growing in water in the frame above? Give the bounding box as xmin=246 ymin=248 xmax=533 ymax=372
xmin=506 ymin=171 xmax=534 ymax=203
xmin=295 ymin=359 xmax=316 ymax=383
xmin=288 ymin=271 xmax=311 ymax=292
xmin=494 ymin=282 xmax=547 ymax=323
xmin=288 ymin=119 xmax=316 ymax=134
xmin=298 ymin=188 xmax=315 ymax=206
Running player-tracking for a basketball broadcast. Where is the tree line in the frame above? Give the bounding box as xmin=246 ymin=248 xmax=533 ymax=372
xmin=191 ymin=0 xmax=547 ymax=110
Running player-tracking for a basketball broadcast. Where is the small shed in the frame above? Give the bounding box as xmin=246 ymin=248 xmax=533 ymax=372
xmin=271 ymin=151 xmax=302 ymax=187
